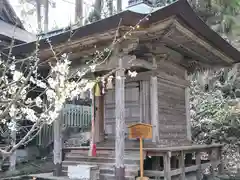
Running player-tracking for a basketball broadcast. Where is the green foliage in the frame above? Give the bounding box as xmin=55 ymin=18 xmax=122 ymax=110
xmin=190 ymin=66 xmax=240 ymax=145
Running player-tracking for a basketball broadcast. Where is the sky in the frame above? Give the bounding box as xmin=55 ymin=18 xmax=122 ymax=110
xmin=10 ymin=0 xmax=129 ymax=33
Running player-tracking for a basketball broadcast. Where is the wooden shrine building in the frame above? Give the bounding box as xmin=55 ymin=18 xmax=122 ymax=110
xmin=6 ymin=0 xmax=240 ymax=179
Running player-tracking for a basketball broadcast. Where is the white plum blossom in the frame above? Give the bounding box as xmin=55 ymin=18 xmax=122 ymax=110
xmin=35 ymin=97 xmax=42 ymax=107
xmin=21 ymin=108 xmax=38 ymax=122
xmin=9 ymin=105 xmax=17 ymax=117
xmin=46 ymin=89 xmax=56 ymax=101
xmin=0 ymin=49 xmax=107 ymax=156
xmin=36 ymin=80 xmax=47 ymax=88
xmin=13 ymin=71 xmax=23 ymax=81
xmin=7 ymin=121 xmax=17 ymax=131
xmin=48 ymin=78 xmax=58 ymax=89
xmin=9 ymin=64 xmax=16 ymax=71
xmin=128 ymin=70 xmax=138 ymax=77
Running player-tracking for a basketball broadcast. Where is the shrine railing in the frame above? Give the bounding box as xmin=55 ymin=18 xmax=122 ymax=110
xmin=36 ymin=104 xmax=92 ymax=147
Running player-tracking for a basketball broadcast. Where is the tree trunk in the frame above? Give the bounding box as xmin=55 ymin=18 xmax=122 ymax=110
xmin=75 ymin=0 xmax=83 ymax=26
xmin=44 ymin=0 xmax=49 ymax=32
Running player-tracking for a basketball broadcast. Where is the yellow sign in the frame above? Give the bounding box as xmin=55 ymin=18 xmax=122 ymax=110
xmin=128 ymin=123 xmax=152 ymax=180
xmin=128 ymin=123 xmax=152 ymax=139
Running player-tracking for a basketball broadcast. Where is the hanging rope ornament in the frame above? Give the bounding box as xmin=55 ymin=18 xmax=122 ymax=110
xmin=101 ymin=78 xmax=106 ymax=95
xmin=106 ymin=75 xmax=114 ymax=90
xmin=94 ymin=81 xmax=101 ymax=97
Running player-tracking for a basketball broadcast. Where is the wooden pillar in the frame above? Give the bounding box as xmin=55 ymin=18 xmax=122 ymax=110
xmin=179 ymin=151 xmax=185 ymax=180
xmin=95 ymin=95 xmax=105 ymax=143
xmin=95 ymin=97 xmax=100 ymax=143
xmin=140 ymin=81 xmax=150 ymax=124
xmin=75 ymin=0 xmax=83 ymax=26
xmin=53 ymin=115 xmax=63 ymax=176
xmin=210 ymin=148 xmax=218 ymax=177
xmin=185 ymin=71 xmax=192 ymax=142
xmin=99 ymin=95 xmax=105 ymax=142
xmin=9 ymin=121 xmax=16 ymax=171
xmin=196 ymin=151 xmax=202 ymax=180
xmin=164 ymin=151 xmax=171 ymax=180
xmin=115 ymin=57 xmax=125 ymax=180
xmin=117 ymin=0 xmax=122 ymax=12
xmin=150 ymin=76 xmax=159 ymax=143
xmin=44 ymin=0 xmax=49 ymax=32
xmin=218 ymin=146 xmax=224 ymax=174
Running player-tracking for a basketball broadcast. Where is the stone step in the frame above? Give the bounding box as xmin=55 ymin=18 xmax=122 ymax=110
xmin=62 ymin=165 xmax=139 ymax=175
xmin=100 ymin=167 xmax=138 ymax=177
xmin=65 ymin=155 xmax=140 ymax=164
xmin=62 ymin=170 xmax=100 ymax=179
xmin=62 ymin=161 xmax=139 ymax=171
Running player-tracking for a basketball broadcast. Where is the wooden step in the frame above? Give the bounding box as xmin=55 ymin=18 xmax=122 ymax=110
xmin=64 ymin=155 xmax=140 ymax=164
xmin=68 ymin=149 xmax=141 ymax=157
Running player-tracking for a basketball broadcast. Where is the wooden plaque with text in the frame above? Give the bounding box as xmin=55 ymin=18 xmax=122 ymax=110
xmin=128 ymin=123 xmax=152 ymax=139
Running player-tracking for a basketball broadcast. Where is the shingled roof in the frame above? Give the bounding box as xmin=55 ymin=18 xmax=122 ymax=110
xmin=4 ymin=0 xmax=240 ymax=66
xmin=0 ymin=0 xmax=36 ymax=45
xmin=0 ymin=0 xmax=24 ymax=29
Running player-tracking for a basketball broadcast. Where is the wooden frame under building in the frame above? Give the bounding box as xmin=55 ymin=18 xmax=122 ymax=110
xmin=7 ymin=0 xmax=240 ymax=179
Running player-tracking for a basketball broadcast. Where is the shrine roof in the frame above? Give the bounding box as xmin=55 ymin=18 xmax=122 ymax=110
xmin=5 ymin=0 xmax=240 ymax=65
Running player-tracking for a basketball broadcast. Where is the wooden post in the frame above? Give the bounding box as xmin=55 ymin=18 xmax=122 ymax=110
xmin=95 ymin=94 xmax=105 ymax=143
xmin=9 ymin=120 xmax=16 ymax=171
xmin=53 ymin=115 xmax=63 ymax=176
xmin=218 ymin=146 xmax=224 ymax=174
xmin=150 ymin=76 xmax=159 ymax=143
xmin=75 ymin=0 xmax=83 ymax=26
xmin=44 ymin=0 xmax=49 ymax=32
xmin=94 ymin=96 xmax=100 ymax=143
xmin=89 ymin=89 xmax=96 ymax=156
xmin=117 ymin=0 xmax=122 ymax=12
xmin=196 ymin=151 xmax=202 ymax=180
xmin=164 ymin=151 xmax=171 ymax=180
xmin=140 ymin=81 xmax=150 ymax=124
xmin=140 ymin=137 xmax=144 ymax=178
xmin=179 ymin=151 xmax=185 ymax=180
xmin=185 ymin=71 xmax=191 ymax=142
xmin=99 ymin=94 xmax=105 ymax=142
xmin=115 ymin=57 xmax=125 ymax=180
xmin=210 ymin=148 xmax=217 ymax=177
